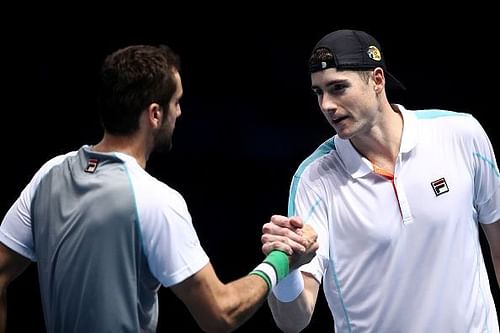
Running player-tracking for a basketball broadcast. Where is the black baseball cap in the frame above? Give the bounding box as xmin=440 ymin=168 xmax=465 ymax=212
xmin=309 ymin=29 xmax=405 ymax=90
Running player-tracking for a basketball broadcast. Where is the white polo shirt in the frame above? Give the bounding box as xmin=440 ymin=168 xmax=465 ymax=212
xmin=0 ymin=147 xmax=209 ymax=332
xmin=290 ymin=106 xmax=499 ymax=332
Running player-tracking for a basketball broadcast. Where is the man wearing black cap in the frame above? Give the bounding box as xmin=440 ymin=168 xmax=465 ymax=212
xmin=261 ymin=29 xmax=500 ymax=332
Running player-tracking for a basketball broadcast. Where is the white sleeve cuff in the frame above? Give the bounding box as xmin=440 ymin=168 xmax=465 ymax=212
xmin=272 ymin=269 xmax=304 ymax=302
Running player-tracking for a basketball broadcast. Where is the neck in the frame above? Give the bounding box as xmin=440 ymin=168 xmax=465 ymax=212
xmin=92 ymin=132 xmax=149 ymax=169
xmin=350 ymin=104 xmax=403 ymax=172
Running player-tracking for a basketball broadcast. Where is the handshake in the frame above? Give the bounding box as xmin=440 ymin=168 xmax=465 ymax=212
xmin=261 ymin=215 xmax=319 ymax=270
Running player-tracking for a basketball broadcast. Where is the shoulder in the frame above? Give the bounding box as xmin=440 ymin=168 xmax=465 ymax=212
xmin=291 ymin=137 xmax=338 ymax=188
xmin=30 ymin=150 xmax=79 ymax=185
xmin=412 ymin=108 xmax=479 ymax=128
xmin=409 ymin=108 xmax=486 ymax=139
xmin=294 ymin=137 xmax=336 ymax=176
xmin=127 ymin=167 xmax=190 ymax=217
xmin=40 ymin=150 xmax=79 ymax=170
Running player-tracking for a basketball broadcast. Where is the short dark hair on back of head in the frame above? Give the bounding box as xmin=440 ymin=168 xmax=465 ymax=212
xmin=98 ymin=44 xmax=180 ymax=135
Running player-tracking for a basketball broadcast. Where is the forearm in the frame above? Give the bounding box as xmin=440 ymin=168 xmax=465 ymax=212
xmin=481 ymin=221 xmax=500 ymax=289
xmin=213 ymin=275 xmax=269 ymax=332
xmin=174 ymin=251 xmax=289 ymax=333
xmin=208 ymin=251 xmax=289 ymax=331
xmin=267 ymin=271 xmax=318 ymax=333
xmin=174 ymin=266 xmax=269 ymax=333
xmin=491 ymin=254 xmax=500 ymax=288
xmin=0 ymin=243 xmax=31 ymax=333
xmin=0 ymin=289 xmax=5 ymax=333
xmin=268 ymin=290 xmax=314 ymax=333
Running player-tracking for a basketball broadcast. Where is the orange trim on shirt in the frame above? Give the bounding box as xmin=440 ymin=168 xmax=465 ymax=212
xmin=372 ymin=163 xmax=403 ymax=216
xmin=372 ymin=164 xmax=394 ymax=180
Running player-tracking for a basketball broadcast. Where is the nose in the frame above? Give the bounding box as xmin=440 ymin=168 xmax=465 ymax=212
xmin=319 ymin=93 xmax=337 ymax=114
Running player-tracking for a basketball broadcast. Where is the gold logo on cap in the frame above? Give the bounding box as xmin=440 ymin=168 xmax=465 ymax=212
xmin=367 ymin=46 xmax=382 ymax=61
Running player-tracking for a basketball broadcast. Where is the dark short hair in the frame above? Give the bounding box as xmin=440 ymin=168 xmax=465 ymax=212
xmin=98 ymin=44 xmax=181 ymax=135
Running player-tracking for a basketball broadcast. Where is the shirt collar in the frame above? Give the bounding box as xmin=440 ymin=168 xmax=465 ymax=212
xmin=398 ymin=104 xmax=418 ymax=153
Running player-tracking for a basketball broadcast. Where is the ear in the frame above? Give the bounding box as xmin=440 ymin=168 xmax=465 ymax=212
xmin=147 ymin=103 xmax=163 ymax=128
xmin=372 ymin=67 xmax=385 ymax=93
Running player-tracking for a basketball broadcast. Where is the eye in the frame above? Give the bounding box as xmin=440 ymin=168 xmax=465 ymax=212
xmin=328 ymin=83 xmax=347 ymax=95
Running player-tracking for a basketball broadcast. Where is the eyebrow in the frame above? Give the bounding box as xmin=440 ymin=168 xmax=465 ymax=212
xmin=311 ymin=78 xmax=349 ymax=91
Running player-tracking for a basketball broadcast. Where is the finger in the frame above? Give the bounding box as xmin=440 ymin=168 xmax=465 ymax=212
xmin=262 ymin=242 xmax=293 ymax=256
xmin=261 ymin=234 xmax=306 ymax=253
xmin=263 ymin=222 xmax=308 ymax=246
xmin=288 ymin=240 xmax=306 ymax=253
xmin=262 ymin=221 xmax=306 ymax=240
xmin=270 ymin=215 xmax=295 ymax=228
xmin=289 ymin=216 xmax=304 ymax=229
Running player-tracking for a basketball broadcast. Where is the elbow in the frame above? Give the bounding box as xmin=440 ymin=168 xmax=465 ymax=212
xmin=270 ymin=303 xmax=313 ymax=333
xmin=273 ymin=316 xmax=311 ymax=333
xmin=195 ymin=301 xmax=242 ymax=333
xmin=269 ymin=297 xmax=314 ymax=333
xmin=198 ymin=313 xmax=238 ymax=333
xmin=0 ymin=279 xmax=10 ymax=299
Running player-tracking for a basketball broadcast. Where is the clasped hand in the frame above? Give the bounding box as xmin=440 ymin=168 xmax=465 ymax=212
xmin=261 ymin=215 xmax=318 ymax=270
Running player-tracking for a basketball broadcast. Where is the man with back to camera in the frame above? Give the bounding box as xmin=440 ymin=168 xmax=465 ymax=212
xmin=0 ymin=44 xmax=318 ymax=333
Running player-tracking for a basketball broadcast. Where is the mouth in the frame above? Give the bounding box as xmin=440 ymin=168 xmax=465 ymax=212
xmin=331 ymin=115 xmax=348 ymax=125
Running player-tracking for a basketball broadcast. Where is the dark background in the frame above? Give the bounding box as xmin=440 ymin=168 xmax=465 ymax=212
xmin=2 ymin=7 xmax=498 ymax=332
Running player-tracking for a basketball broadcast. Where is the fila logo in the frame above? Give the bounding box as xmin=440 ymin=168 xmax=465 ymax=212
xmin=84 ymin=158 xmax=99 ymax=173
xmin=431 ymin=177 xmax=449 ymax=196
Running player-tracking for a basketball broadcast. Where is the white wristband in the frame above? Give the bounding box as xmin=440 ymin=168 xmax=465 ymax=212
xmin=252 ymin=262 xmax=278 ymax=289
xmin=272 ymin=269 xmax=304 ymax=302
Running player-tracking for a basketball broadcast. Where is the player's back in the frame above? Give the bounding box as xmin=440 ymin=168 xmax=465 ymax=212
xmin=31 ymin=147 xmax=150 ymax=332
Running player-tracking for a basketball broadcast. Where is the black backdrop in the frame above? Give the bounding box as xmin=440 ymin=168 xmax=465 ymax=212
xmin=2 ymin=8 xmax=498 ymax=332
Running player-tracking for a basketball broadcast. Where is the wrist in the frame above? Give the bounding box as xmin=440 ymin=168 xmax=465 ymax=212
xmin=272 ymin=269 xmax=304 ymax=302
xmin=249 ymin=250 xmax=289 ymax=293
